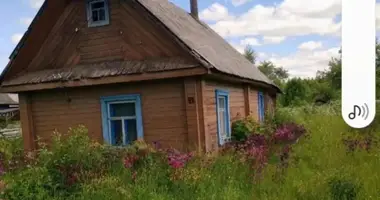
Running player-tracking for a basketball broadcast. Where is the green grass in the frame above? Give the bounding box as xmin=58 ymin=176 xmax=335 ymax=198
xmin=2 ymin=103 xmax=380 ymax=200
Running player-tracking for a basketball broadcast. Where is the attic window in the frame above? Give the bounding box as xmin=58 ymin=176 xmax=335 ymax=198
xmin=87 ymin=0 xmax=109 ymax=27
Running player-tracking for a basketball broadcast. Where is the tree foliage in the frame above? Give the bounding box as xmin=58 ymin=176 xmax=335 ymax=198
xmin=280 ymin=78 xmax=308 ymax=107
xmin=243 ymin=41 xmax=380 ymax=107
xmin=257 ymin=61 xmax=289 ymax=87
xmin=243 ymin=45 xmax=257 ymax=65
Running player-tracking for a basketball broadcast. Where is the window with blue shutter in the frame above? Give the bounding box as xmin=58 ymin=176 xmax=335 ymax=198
xmin=258 ymin=91 xmax=265 ymax=122
xmin=215 ymin=89 xmax=231 ymax=145
xmin=86 ymin=0 xmax=110 ymax=27
xmin=100 ymin=94 xmax=143 ymax=145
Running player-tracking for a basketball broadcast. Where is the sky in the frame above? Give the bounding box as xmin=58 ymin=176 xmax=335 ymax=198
xmin=0 ymin=0 xmax=378 ymax=78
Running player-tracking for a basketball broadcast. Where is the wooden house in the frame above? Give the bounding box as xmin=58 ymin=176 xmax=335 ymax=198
xmin=0 ymin=0 xmax=280 ymax=152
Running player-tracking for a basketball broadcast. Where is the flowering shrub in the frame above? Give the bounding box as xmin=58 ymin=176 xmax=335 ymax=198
xmin=0 ymin=118 xmax=315 ymax=199
xmin=231 ymin=116 xmax=262 ymax=141
xmin=273 ymin=123 xmax=307 ymax=144
xmin=166 ymin=148 xmax=194 ymax=169
xmin=123 ymin=154 xmax=139 ymax=169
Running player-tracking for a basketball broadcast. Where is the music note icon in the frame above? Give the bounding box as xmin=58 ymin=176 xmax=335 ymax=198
xmin=348 ymin=103 xmax=369 ymax=120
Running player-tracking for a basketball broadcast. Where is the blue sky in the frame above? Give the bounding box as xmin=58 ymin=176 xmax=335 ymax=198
xmin=0 ymin=0 xmax=375 ymax=77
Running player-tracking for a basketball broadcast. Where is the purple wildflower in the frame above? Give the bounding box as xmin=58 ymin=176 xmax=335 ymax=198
xmin=166 ymin=149 xmax=194 ymax=169
xmin=273 ymin=123 xmax=306 ymax=143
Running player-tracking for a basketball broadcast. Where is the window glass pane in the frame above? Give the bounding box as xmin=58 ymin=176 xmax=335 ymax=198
xmin=218 ymin=97 xmax=225 ymax=109
xmin=99 ymin=9 xmax=106 ymax=21
xmin=110 ymin=102 xmax=136 ymax=117
xmin=111 ymin=120 xmax=123 ymax=145
xmin=125 ymin=119 xmax=137 ymax=144
xmin=92 ymin=10 xmax=98 ymax=21
xmin=219 ymin=110 xmax=226 ymax=137
xmin=92 ymin=2 xmax=105 ymax=9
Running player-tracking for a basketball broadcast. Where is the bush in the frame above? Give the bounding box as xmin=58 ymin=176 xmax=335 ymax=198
xmin=1 ymin=125 xmax=115 ymax=199
xmin=2 ymin=167 xmax=57 ymax=200
xmin=328 ymin=178 xmax=360 ymax=200
xmin=0 ymin=136 xmax=24 ymax=173
xmin=231 ymin=116 xmax=262 ymax=141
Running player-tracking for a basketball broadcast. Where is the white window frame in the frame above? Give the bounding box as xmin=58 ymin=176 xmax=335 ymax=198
xmin=100 ymin=94 xmax=143 ymax=146
xmin=215 ymin=89 xmax=231 ymax=145
xmin=86 ymin=0 xmax=110 ymax=27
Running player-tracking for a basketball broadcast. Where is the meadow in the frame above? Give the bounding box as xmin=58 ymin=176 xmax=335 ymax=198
xmin=0 ymin=102 xmax=380 ymax=200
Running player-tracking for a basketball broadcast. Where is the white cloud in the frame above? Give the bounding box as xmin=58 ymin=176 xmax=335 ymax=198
xmin=263 ymin=36 xmax=286 ymax=44
xmin=258 ymin=52 xmax=267 ymax=58
xmin=230 ymin=37 xmax=260 ymax=54
xmin=204 ymin=0 xmax=341 ymax=38
xmin=375 ymin=4 xmax=380 ymax=30
xmin=231 ymin=0 xmax=251 ymax=7
xmin=298 ymin=41 xmax=323 ymax=51
xmin=280 ymin=0 xmax=341 ymax=18
xmin=199 ymin=3 xmax=233 ymax=21
xmin=20 ymin=17 xmax=33 ymax=26
xmin=11 ymin=34 xmax=23 ymax=45
xmin=30 ymin=0 xmax=43 ymax=9
xmin=240 ymin=37 xmax=261 ymax=46
xmin=268 ymin=47 xmax=340 ymax=78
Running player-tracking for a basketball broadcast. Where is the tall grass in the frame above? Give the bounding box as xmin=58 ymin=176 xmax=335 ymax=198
xmin=1 ymin=102 xmax=380 ymax=200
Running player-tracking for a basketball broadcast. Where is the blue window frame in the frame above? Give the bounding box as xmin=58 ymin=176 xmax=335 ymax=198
xmin=258 ymin=91 xmax=265 ymax=122
xmin=100 ymin=94 xmax=143 ymax=146
xmin=215 ymin=89 xmax=231 ymax=145
xmin=86 ymin=0 xmax=110 ymax=27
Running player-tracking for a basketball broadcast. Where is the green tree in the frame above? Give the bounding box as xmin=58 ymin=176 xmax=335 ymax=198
xmin=257 ymin=60 xmax=289 ymax=87
xmin=316 ymin=48 xmax=342 ymax=90
xmin=280 ymin=78 xmax=309 ymax=107
xmin=243 ymin=45 xmax=257 ymax=65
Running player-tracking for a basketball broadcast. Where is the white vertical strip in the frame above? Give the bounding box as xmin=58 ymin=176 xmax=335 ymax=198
xmin=342 ymin=0 xmax=376 ymax=128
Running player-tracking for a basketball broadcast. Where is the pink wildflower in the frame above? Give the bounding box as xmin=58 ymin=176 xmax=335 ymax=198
xmin=123 ymin=154 xmax=139 ymax=169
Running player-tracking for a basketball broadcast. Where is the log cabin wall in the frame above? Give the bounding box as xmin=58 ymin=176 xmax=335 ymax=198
xmin=201 ymin=79 xmax=275 ymax=152
xmin=19 ymin=77 xmax=276 ymax=152
xmin=20 ymin=79 xmax=190 ymax=151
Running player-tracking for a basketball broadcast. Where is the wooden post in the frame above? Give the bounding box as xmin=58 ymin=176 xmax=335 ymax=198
xmin=197 ymin=79 xmax=206 ymax=153
xmin=19 ymin=93 xmax=36 ymax=152
xmin=244 ymin=85 xmax=251 ymax=117
xmin=184 ymin=78 xmax=201 ymax=151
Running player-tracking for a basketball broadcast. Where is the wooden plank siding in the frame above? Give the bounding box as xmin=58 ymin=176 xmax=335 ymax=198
xmin=249 ymin=86 xmax=259 ymax=121
xmin=19 ymin=93 xmax=36 ymax=152
xmin=19 ymin=77 xmax=276 ymax=152
xmin=201 ymin=79 xmax=275 ymax=152
xmin=12 ymin=0 xmax=193 ymax=77
xmin=183 ymin=78 xmax=203 ymax=151
xmin=24 ymin=79 xmax=189 ymax=151
xmin=202 ymin=80 xmax=247 ymax=152
xmin=265 ymin=93 xmax=276 ymax=115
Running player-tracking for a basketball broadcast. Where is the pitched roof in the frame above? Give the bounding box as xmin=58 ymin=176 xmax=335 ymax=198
xmin=136 ymin=0 xmax=275 ymax=87
xmin=2 ymin=0 xmax=279 ymax=91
